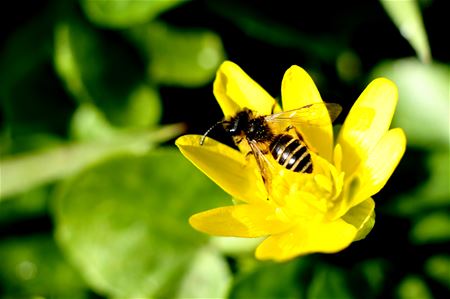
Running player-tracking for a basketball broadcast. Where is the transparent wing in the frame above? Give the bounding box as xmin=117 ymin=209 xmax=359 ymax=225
xmin=265 ymin=102 xmax=342 ymax=127
xmin=247 ymin=139 xmax=274 ymax=194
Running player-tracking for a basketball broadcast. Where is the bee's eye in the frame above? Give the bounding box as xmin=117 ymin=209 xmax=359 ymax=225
xmin=226 ymin=121 xmax=239 ymax=134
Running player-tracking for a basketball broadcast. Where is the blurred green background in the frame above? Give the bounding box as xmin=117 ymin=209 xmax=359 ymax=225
xmin=0 ymin=0 xmax=448 ymax=298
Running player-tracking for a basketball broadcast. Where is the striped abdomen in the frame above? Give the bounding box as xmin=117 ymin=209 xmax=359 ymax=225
xmin=269 ymin=134 xmax=313 ymax=173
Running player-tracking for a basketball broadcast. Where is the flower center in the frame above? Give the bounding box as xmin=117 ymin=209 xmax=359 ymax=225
xmin=267 ymin=152 xmax=344 ymax=223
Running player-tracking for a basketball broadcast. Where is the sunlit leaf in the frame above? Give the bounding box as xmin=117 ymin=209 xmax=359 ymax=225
xmin=0 ymin=124 xmax=183 ymax=199
xmin=425 ymin=255 xmax=450 ymax=289
xmin=380 ymin=0 xmax=431 ymax=63
xmin=54 ymin=19 xmax=160 ymax=128
xmin=54 ymin=21 xmax=92 ymax=104
xmin=410 ymin=212 xmax=450 ymax=244
xmin=70 ymin=103 xmax=117 ymax=141
xmin=70 ymin=89 xmax=162 ymax=141
xmin=0 ymin=235 xmax=87 ymax=297
xmin=397 ymin=275 xmax=433 ymax=299
xmin=371 ymin=58 xmax=449 ymax=150
xmin=1 ymin=133 xmax=64 ymax=157
xmin=128 ymin=22 xmax=225 ymax=87
xmin=52 ymin=150 xmax=228 ymax=297
xmin=175 ymin=248 xmax=231 ymax=298
xmin=81 ymin=0 xmax=186 ymax=28
xmin=122 ymin=83 xmax=162 ymax=128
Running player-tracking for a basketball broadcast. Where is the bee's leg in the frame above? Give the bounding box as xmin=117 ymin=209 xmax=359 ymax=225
xmin=245 ymin=148 xmax=268 ymax=159
xmin=260 ymin=148 xmax=269 ymax=155
xmin=244 ymin=151 xmax=256 ymax=163
xmin=285 ymin=125 xmax=305 ymax=141
xmin=235 ymin=137 xmax=244 ymax=144
xmin=284 ymin=125 xmax=294 ymax=132
xmin=284 ymin=125 xmax=304 ymax=141
xmin=294 ymin=128 xmax=319 ymax=153
xmin=295 ymin=129 xmax=305 ymax=142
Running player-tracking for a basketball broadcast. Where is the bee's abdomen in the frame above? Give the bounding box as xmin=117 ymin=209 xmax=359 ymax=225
xmin=269 ymin=134 xmax=313 ymax=173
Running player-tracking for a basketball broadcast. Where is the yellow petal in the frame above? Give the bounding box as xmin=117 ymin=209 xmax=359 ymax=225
xmin=213 ymin=61 xmax=276 ymax=118
xmin=281 ymin=66 xmax=324 ymax=110
xmin=176 ymin=135 xmax=267 ymax=203
xmin=189 ymin=204 xmax=292 ymax=237
xmin=342 ymin=198 xmax=375 ymax=241
xmin=281 ymin=65 xmax=334 ymax=161
xmin=350 ymin=128 xmax=406 ymax=208
xmin=255 ymin=218 xmax=357 ymax=261
xmin=338 ymin=78 xmax=398 ymax=176
xmin=333 ymin=143 xmax=343 ymax=173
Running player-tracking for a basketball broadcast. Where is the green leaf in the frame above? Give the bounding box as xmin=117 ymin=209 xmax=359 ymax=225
xmin=0 ymin=187 xmax=49 ymax=225
xmin=81 ymin=0 xmax=187 ymax=28
xmin=175 ymin=247 xmax=232 ymax=298
xmin=0 ymin=235 xmax=87 ymax=297
xmin=397 ymin=275 xmax=433 ymax=299
xmin=52 ymin=149 xmax=228 ymax=297
xmin=229 ymin=259 xmax=309 ymax=299
xmin=54 ymin=19 xmax=160 ymax=128
xmin=0 ymin=12 xmax=74 ymax=139
xmin=0 ymin=124 xmax=183 ymax=199
xmin=1 ymin=133 xmax=64 ymax=157
xmin=120 ymin=83 xmax=162 ymax=128
xmin=129 ymin=22 xmax=225 ymax=87
xmin=380 ymin=0 xmax=431 ymax=63
xmin=410 ymin=212 xmax=450 ymax=244
xmin=70 ymin=103 xmax=117 ymax=141
xmin=371 ymin=58 xmax=450 ymax=150
xmin=357 ymin=259 xmax=388 ymax=297
xmin=425 ymin=255 xmax=450 ymax=288
xmin=54 ymin=21 xmax=92 ymax=104
xmin=308 ymin=265 xmax=354 ymax=299
xmin=388 ymin=151 xmax=449 ymax=216
xmin=0 ymin=10 xmax=51 ymax=92
xmin=70 ymin=90 xmax=161 ymax=143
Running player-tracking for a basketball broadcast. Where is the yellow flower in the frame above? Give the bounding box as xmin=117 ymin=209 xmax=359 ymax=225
xmin=176 ymin=61 xmax=406 ymax=261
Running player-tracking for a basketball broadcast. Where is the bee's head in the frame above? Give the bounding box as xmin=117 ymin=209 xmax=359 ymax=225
xmin=225 ymin=109 xmax=252 ymax=136
xmin=200 ymin=108 xmax=253 ymax=145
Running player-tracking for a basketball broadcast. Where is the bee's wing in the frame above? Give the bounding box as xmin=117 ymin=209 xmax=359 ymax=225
xmin=265 ymin=103 xmax=342 ymax=127
xmin=247 ymin=139 xmax=274 ymax=194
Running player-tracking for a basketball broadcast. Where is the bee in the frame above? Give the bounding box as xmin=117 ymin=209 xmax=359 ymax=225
xmin=200 ymin=103 xmax=341 ymax=187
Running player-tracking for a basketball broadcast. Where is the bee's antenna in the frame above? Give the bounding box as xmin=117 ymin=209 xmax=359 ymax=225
xmin=200 ymin=120 xmax=226 ymax=145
